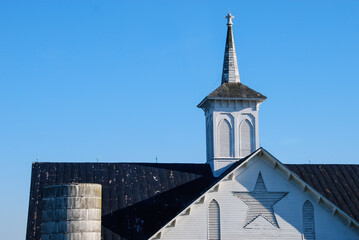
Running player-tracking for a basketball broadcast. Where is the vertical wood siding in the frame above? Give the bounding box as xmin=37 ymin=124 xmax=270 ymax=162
xmin=303 ymin=200 xmax=316 ymax=240
xmin=208 ymin=200 xmax=220 ymax=240
xmin=240 ymin=119 xmax=253 ymax=157
xmin=219 ymin=120 xmax=231 ymax=157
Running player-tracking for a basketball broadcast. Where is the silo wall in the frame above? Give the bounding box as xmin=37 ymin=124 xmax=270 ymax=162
xmin=41 ymin=183 xmax=102 ymax=240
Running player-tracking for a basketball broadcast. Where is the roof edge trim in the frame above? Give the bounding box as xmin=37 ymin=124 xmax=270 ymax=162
xmin=149 ymin=148 xmax=359 ymax=239
xmin=260 ymin=148 xmax=359 ymax=229
xmin=197 ymin=96 xmax=266 ymax=109
xmin=148 ymin=149 xmax=262 ymax=239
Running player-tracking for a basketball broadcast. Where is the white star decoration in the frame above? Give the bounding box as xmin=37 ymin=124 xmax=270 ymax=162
xmin=233 ymin=172 xmax=288 ymax=228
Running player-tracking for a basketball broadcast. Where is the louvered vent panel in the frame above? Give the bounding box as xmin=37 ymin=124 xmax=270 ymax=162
xmin=303 ymin=200 xmax=316 ymax=240
xmin=208 ymin=200 xmax=220 ymax=240
xmin=240 ymin=119 xmax=253 ymax=157
xmin=219 ymin=120 xmax=231 ymax=157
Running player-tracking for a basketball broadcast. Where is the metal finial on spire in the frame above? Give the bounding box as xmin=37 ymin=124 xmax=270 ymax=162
xmin=221 ymin=12 xmax=240 ymax=84
xmin=225 ymin=12 xmax=234 ymax=26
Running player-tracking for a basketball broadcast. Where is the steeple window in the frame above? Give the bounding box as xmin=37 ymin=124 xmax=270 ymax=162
xmin=218 ymin=119 xmax=232 ymax=157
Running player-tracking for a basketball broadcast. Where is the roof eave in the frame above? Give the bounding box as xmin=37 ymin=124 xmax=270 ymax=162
xmin=208 ymin=96 xmax=267 ymax=101
xmin=197 ymin=97 xmax=208 ymax=109
xmin=149 ymin=148 xmax=359 ymax=239
xmin=148 ymin=150 xmax=262 ymax=240
xmin=197 ymin=96 xmax=266 ymax=109
xmin=260 ymin=148 xmax=359 ymax=229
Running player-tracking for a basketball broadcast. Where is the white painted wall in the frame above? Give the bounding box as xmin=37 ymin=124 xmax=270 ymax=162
xmin=202 ymin=99 xmax=262 ymax=176
xmin=160 ymin=155 xmax=359 ymax=240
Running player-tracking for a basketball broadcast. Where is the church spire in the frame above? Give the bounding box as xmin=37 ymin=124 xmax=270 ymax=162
xmin=198 ymin=13 xmax=266 ymax=176
xmin=221 ymin=12 xmax=240 ymax=84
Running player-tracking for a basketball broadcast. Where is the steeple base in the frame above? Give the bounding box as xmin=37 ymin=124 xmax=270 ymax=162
xmin=209 ymin=158 xmax=241 ymax=177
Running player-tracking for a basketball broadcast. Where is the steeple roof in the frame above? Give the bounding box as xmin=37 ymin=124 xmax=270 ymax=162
xmin=221 ymin=13 xmax=240 ymax=84
xmin=207 ymin=82 xmax=266 ymax=99
xmin=198 ymin=13 xmax=266 ymax=107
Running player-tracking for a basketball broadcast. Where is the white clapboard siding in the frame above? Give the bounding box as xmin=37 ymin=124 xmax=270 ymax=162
xmin=160 ymin=155 xmax=359 ymax=240
xmin=240 ymin=119 xmax=253 ymax=157
xmin=303 ymin=200 xmax=316 ymax=240
xmin=219 ymin=120 xmax=231 ymax=157
xmin=208 ymin=200 xmax=220 ymax=240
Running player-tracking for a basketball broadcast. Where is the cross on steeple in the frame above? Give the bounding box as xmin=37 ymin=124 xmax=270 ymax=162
xmin=225 ymin=12 xmax=234 ymax=26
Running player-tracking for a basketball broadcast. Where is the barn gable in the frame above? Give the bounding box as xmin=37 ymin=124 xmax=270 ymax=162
xmin=149 ymin=149 xmax=359 ymax=240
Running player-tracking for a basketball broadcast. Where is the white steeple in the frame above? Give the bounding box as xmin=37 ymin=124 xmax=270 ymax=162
xmin=198 ymin=13 xmax=266 ymax=176
xmin=222 ymin=13 xmax=240 ymax=84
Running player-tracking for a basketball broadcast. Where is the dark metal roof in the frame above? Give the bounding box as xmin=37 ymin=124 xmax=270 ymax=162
xmin=287 ymin=164 xmax=359 ymax=223
xmin=26 ymin=162 xmax=216 ymax=240
xmin=207 ymin=82 xmax=267 ymax=99
xmin=27 ymin=161 xmax=359 ymax=240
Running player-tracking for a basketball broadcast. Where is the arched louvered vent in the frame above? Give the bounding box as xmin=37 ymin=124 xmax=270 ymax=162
xmin=240 ymin=119 xmax=254 ymax=157
xmin=219 ymin=119 xmax=232 ymax=157
xmin=303 ymin=200 xmax=316 ymax=240
xmin=208 ymin=200 xmax=220 ymax=240
xmin=206 ymin=117 xmax=210 ymax=159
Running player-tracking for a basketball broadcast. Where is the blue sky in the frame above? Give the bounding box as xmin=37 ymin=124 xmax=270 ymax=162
xmin=1 ymin=1 xmax=359 ymax=238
